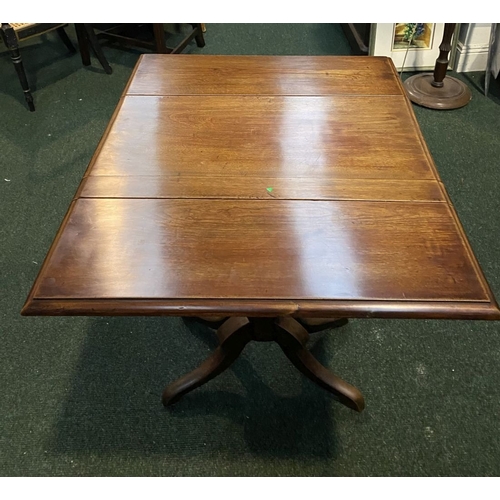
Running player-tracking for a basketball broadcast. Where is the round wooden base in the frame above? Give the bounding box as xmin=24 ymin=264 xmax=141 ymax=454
xmin=404 ymin=73 xmax=472 ymax=110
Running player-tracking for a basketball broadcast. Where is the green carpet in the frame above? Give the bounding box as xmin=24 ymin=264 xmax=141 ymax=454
xmin=1 ymin=24 xmax=499 ymax=477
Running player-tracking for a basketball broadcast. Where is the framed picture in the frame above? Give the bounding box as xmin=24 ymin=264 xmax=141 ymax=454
xmin=369 ymin=23 xmax=460 ymax=71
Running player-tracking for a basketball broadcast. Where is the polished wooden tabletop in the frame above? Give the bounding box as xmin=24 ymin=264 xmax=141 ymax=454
xmin=22 ymin=55 xmax=500 ymax=320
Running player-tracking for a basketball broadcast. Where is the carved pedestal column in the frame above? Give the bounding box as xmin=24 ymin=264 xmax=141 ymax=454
xmin=404 ymin=23 xmax=472 ymax=110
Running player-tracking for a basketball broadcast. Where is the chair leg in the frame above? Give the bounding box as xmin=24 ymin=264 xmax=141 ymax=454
xmin=74 ymin=23 xmax=91 ymax=66
xmin=57 ymin=26 xmax=76 ymax=53
xmin=82 ymin=24 xmax=113 ymax=74
xmin=152 ymin=23 xmax=168 ymax=53
xmin=0 ymin=23 xmax=35 ymax=111
xmin=192 ymin=23 xmax=206 ymax=47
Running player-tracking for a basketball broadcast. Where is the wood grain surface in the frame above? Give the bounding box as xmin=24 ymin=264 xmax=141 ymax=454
xmin=22 ymin=55 xmax=500 ymax=320
xmin=31 ymin=198 xmax=488 ymax=302
xmin=125 ymin=55 xmax=402 ymax=96
xmin=86 ymin=95 xmax=435 ymax=180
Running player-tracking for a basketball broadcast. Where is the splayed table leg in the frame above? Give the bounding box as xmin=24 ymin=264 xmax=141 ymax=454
xmin=163 ymin=316 xmax=365 ymax=412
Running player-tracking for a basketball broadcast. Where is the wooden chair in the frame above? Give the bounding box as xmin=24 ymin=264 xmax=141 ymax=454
xmin=75 ymin=24 xmax=205 ymax=73
xmin=74 ymin=24 xmax=113 ymax=75
xmin=0 ymin=23 xmax=76 ymax=111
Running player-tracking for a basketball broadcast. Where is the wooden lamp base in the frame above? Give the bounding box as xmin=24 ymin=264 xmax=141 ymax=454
xmin=403 ymin=23 xmax=471 ymax=110
xmin=404 ymin=73 xmax=472 ymax=110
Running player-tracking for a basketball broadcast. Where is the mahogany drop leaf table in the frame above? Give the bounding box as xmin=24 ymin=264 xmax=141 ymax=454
xmin=22 ymin=55 xmax=500 ymax=412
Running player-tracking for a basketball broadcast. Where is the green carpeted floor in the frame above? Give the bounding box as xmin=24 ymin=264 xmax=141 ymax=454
xmin=1 ymin=24 xmax=499 ymax=477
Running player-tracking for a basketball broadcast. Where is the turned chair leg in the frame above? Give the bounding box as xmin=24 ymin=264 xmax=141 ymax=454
xmin=0 ymin=23 xmax=35 ymax=111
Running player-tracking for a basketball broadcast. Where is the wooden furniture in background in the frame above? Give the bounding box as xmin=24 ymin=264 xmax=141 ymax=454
xmin=74 ymin=24 xmax=113 ymax=74
xmin=22 ymin=55 xmax=500 ymax=413
xmin=74 ymin=24 xmax=205 ymax=74
xmin=404 ymin=23 xmax=472 ymax=109
xmin=485 ymin=23 xmax=498 ymax=97
xmin=0 ymin=23 xmax=75 ymax=111
xmin=341 ymin=23 xmax=371 ymax=54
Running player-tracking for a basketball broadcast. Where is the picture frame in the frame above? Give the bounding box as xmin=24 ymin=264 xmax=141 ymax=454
xmin=369 ymin=23 xmax=460 ymax=71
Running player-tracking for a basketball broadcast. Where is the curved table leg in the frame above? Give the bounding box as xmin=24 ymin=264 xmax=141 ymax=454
xmin=162 ymin=317 xmax=252 ymax=406
xmin=275 ymin=317 xmax=365 ymax=412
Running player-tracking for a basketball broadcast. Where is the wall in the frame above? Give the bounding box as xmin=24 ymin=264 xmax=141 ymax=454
xmin=455 ymin=23 xmax=493 ymax=72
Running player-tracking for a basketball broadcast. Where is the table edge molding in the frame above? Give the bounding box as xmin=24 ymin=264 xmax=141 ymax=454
xmin=21 ymin=297 xmax=500 ymax=320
